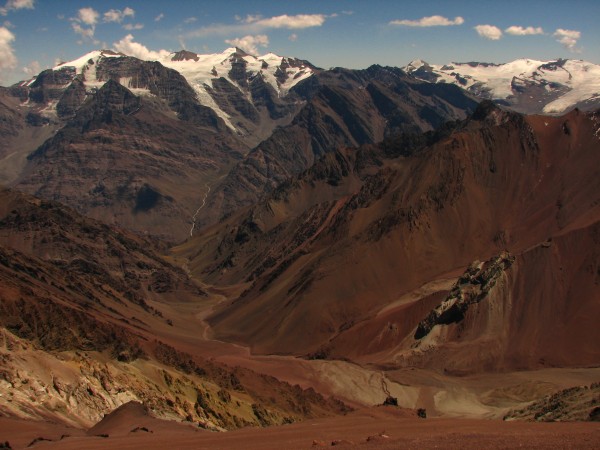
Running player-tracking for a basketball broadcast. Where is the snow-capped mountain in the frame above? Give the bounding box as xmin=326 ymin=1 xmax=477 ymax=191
xmin=404 ymin=58 xmax=600 ymax=114
xmin=48 ymin=47 xmax=315 ymax=132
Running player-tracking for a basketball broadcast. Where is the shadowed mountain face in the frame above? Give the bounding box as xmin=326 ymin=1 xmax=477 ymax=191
xmin=13 ymin=78 xmax=245 ymax=242
xmin=177 ymin=104 xmax=600 ymax=370
xmin=0 ymin=187 xmax=348 ymax=429
xmin=197 ymin=65 xmax=478 ymax=228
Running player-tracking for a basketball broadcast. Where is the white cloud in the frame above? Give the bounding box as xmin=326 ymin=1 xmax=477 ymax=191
xmin=22 ymin=59 xmax=39 ymax=76
xmin=0 ymin=25 xmax=17 ymax=80
xmin=225 ymin=34 xmax=269 ymax=55
xmin=0 ymin=0 xmax=34 ymax=16
xmin=188 ymin=13 xmax=326 ymax=38
xmin=505 ymin=25 xmax=544 ymax=36
xmin=288 ymin=33 xmax=298 ymax=42
xmin=69 ymin=7 xmax=100 ymax=43
xmin=103 ymin=7 xmax=135 ymax=23
xmin=71 ymin=22 xmax=95 ymax=41
xmin=78 ymin=7 xmax=98 ymax=26
xmin=554 ymin=28 xmax=581 ymax=52
xmin=154 ymin=13 xmax=164 ymax=22
xmin=123 ymin=23 xmax=143 ymax=30
xmin=474 ymin=24 xmax=503 ymax=40
xmin=245 ymin=13 xmax=325 ymax=29
xmin=113 ymin=34 xmax=171 ymax=60
xmin=390 ymin=15 xmax=464 ymax=27
xmin=240 ymin=14 xmax=261 ymax=24
xmin=184 ymin=16 xmax=197 ymax=24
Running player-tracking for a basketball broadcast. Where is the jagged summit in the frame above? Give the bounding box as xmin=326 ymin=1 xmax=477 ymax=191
xmin=170 ymin=49 xmax=200 ymax=62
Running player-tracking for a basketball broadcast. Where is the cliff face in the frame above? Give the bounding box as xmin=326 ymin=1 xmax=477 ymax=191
xmin=177 ymin=105 xmax=600 ymax=368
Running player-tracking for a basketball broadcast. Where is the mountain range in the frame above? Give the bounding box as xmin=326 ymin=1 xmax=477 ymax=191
xmin=0 ymin=47 xmax=599 ymax=446
xmin=404 ymin=58 xmax=600 ymax=115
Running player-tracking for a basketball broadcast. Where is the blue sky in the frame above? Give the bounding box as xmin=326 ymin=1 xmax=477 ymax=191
xmin=1 ymin=0 xmax=598 ymax=85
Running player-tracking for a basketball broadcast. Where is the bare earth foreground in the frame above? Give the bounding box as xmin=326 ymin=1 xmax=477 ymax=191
xmin=1 ymin=405 xmax=599 ymax=450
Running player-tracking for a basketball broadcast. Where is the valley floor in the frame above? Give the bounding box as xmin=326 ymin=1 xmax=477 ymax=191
xmin=2 ymin=407 xmax=599 ymax=449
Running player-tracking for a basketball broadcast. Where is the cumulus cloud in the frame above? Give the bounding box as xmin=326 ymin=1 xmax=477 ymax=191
xmin=154 ymin=13 xmax=164 ymax=22
xmin=70 ymin=7 xmax=99 ymax=43
xmin=505 ymin=25 xmax=544 ymax=36
xmin=0 ymin=0 xmax=34 ymax=16
xmin=474 ymin=24 xmax=503 ymax=40
xmin=123 ymin=23 xmax=143 ymax=30
xmin=187 ymin=13 xmax=326 ymax=38
xmin=390 ymin=15 xmax=464 ymax=27
xmin=225 ymin=34 xmax=269 ymax=55
xmin=0 ymin=25 xmax=17 ymax=72
xmin=554 ymin=28 xmax=581 ymax=52
xmin=103 ymin=7 xmax=134 ymax=23
xmin=77 ymin=7 xmax=98 ymax=26
xmin=184 ymin=16 xmax=197 ymax=24
xmin=71 ymin=22 xmax=95 ymax=41
xmin=113 ymin=34 xmax=170 ymax=60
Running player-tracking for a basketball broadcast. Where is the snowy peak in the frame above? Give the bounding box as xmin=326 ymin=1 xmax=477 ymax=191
xmin=50 ymin=46 xmax=316 ymax=99
xmin=23 ymin=47 xmax=317 ymax=134
xmin=403 ymin=58 xmax=600 ymax=114
xmin=159 ymin=47 xmax=315 ymax=97
xmin=404 ymin=59 xmax=430 ymax=73
xmin=53 ymin=49 xmax=125 ymax=74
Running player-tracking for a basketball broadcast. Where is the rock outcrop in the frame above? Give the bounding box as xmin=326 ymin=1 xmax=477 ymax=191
xmin=414 ymin=251 xmax=515 ymax=340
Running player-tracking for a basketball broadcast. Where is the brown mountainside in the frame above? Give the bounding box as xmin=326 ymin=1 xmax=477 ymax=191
xmin=0 ymin=187 xmax=348 ymax=429
xmin=176 ymin=104 xmax=600 ymax=371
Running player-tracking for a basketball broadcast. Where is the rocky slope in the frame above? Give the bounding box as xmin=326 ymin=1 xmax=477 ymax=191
xmin=197 ymin=65 xmax=478 ymax=227
xmin=404 ymin=58 xmax=600 ymax=115
xmin=0 ymin=187 xmax=348 ymax=429
xmin=504 ymin=383 xmax=600 ymax=422
xmin=176 ymin=104 xmax=600 ymax=370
